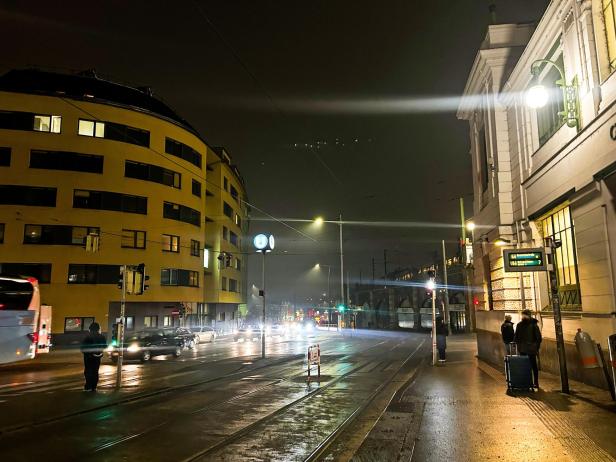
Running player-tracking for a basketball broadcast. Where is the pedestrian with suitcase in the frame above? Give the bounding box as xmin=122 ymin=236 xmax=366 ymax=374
xmin=514 ymin=309 xmax=542 ymax=389
xmin=501 ymin=315 xmax=515 ymax=355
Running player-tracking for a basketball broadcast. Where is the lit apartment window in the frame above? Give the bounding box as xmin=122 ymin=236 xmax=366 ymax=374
xmin=203 ymin=248 xmax=210 ymax=268
xmin=541 ymin=205 xmax=581 ymax=310
xmin=162 ymin=234 xmax=180 ymax=253
xmin=235 ymin=213 xmax=241 ymax=228
xmin=122 ymin=229 xmax=146 ymax=249
xmin=604 ymin=0 xmax=616 ymax=72
xmin=33 ymin=115 xmax=61 ymax=133
xmin=64 ymin=317 xmax=95 ymax=332
xmin=235 ymin=258 xmax=241 ymax=271
xmin=163 ymin=315 xmax=172 ymax=327
xmin=78 ymin=119 xmax=105 ymax=137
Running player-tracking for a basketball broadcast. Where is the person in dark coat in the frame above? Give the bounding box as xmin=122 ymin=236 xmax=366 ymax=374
xmin=80 ymin=322 xmax=107 ymax=392
xmin=501 ymin=315 xmax=515 ymax=355
xmin=514 ymin=309 xmax=542 ymax=388
xmin=435 ymin=316 xmax=448 ymax=362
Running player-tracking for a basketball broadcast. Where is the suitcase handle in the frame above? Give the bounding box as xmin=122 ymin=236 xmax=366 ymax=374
xmin=509 ymin=342 xmax=518 ymax=355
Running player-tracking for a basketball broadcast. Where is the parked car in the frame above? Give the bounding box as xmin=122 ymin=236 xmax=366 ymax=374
xmin=234 ymin=325 xmax=262 ymax=342
xmin=190 ymin=326 xmax=217 ymax=344
xmin=107 ymin=329 xmax=183 ymax=362
xmin=163 ymin=327 xmax=196 ymax=349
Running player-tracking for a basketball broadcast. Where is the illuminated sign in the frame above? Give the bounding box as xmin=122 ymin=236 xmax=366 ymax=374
xmin=503 ymin=248 xmax=547 ymax=272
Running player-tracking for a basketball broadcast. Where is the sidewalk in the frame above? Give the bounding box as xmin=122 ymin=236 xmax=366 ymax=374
xmin=353 ymin=334 xmax=616 ymax=462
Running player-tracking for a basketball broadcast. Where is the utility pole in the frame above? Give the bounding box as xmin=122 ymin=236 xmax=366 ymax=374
xmin=261 ymin=251 xmax=266 ymax=359
xmin=371 ymin=257 xmax=375 ymax=285
xmin=546 ymin=237 xmax=570 ymax=393
xmin=383 ymin=249 xmax=388 ymax=280
xmin=116 ymin=264 xmax=127 ymax=389
xmin=427 ymin=275 xmax=437 ymax=366
xmin=339 ymin=213 xmax=344 ymax=306
xmin=460 ymin=197 xmax=475 ymax=332
xmin=441 ymin=240 xmax=451 ymax=335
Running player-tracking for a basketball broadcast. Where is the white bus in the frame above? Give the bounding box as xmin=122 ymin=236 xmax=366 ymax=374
xmin=0 ymin=275 xmax=52 ymax=364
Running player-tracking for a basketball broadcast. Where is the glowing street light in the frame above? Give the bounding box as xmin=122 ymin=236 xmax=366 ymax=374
xmin=525 ymin=84 xmax=549 ymax=109
xmin=465 ymin=221 xmax=476 ymax=232
xmin=314 ymin=216 xmax=324 ymax=226
xmin=525 ymin=59 xmax=579 ymax=128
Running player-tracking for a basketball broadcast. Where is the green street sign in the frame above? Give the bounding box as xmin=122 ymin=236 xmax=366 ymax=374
xmin=503 ymin=248 xmax=547 ymax=272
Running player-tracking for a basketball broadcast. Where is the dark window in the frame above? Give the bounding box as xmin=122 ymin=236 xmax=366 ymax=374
xmin=24 ymin=224 xmax=99 ymax=245
xmin=230 ymin=231 xmax=238 ymax=247
xmin=121 ymin=229 xmax=146 ymax=249
xmin=537 ymin=55 xmax=565 ymax=146
xmin=0 ymin=185 xmax=56 ymax=207
xmin=73 ymin=189 xmax=147 ymax=215
xmin=0 ymin=263 xmax=52 ymax=283
xmin=30 ymin=150 xmax=103 ymax=174
xmin=229 ymin=279 xmax=237 ymax=292
xmin=0 ymin=147 xmax=10 ymax=166
xmin=160 ymin=268 xmax=199 ymax=287
xmin=478 ymin=125 xmax=489 ymax=193
xmin=0 ymin=223 xmax=4 ymax=243
xmin=191 ymin=239 xmax=200 ymax=257
xmin=64 ymin=317 xmax=95 ymax=332
xmin=223 ymin=202 xmax=233 ymax=218
xmin=223 ymin=177 xmax=228 ymax=191
xmin=0 ymin=111 xmax=60 ymax=133
xmin=125 ymin=160 xmax=180 ymax=188
xmin=163 ymin=201 xmax=200 ymax=227
xmin=67 ymin=264 xmax=120 ymax=284
xmin=230 ymin=185 xmax=238 ymax=201
xmin=192 ymin=179 xmax=201 ymax=197
xmin=221 ymin=277 xmax=227 ymax=291
xmin=162 ymin=234 xmax=180 ymax=252
xmin=164 ymin=138 xmax=202 ymax=168
xmin=104 ymin=121 xmax=149 ymax=147
xmin=222 ymin=226 xmax=228 ymax=241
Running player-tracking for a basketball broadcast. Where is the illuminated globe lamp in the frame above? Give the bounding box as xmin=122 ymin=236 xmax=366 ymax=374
xmin=253 ymin=233 xmax=275 ymax=253
xmin=525 ymin=84 xmax=549 ymax=109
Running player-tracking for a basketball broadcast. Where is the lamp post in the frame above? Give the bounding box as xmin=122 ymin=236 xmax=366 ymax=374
xmin=314 ymin=263 xmax=333 ymax=306
xmin=525 ymin=59 xmax=580 ymax=129
xmin=427 ymin=277 xmax=437 ymax=366
xmin=254 ymin=233 xmax=274 ymax=359
xmin=314 ymin=214 xmax=345 ymax=307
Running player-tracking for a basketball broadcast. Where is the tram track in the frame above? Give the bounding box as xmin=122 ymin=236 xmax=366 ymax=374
xmin=181 ymin=337 xmax=426 ymax=462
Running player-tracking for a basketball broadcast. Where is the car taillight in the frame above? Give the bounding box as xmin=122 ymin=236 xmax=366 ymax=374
xmin=26 ymin=277 xmax=38 ymax=285
xmin=28 ymin=332 xmax=39 ymax=344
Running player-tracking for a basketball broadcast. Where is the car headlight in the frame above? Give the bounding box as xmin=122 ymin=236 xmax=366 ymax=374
xmin=305 ymin=324 xmax=313 ymax=332
xmin=127 ymin=343 xmax=140 ymax=353
xmin=106 ymin=345 xmax=114 ymax=352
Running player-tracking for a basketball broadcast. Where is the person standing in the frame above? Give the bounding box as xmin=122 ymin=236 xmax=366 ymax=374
xmin=80 ymin=322 xmax=107 ymax=392
xmin=514 ymin=309 xmax=542 ymax=389
xmin=435 ymin=316 xmax=448 ymax=363
xmin=501 ymin=315 xmax=515 ymax=355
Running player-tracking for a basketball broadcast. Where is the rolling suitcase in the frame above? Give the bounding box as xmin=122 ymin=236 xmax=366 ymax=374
xmin=504 ymin=344 xmax=533 ymax=391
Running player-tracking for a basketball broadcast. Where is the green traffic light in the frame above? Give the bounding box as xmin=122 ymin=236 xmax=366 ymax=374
xmin=337 ymin=304 xmax=345 ymax=312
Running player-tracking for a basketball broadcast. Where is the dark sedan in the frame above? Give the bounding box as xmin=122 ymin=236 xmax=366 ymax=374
xmin=107 ymin=329 xmax=184 ymax=362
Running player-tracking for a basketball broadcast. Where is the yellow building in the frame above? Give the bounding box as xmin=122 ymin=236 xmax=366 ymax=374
xmin=203 ymin=147 xmax=248 ymax=333
xmin=0 ymin=69 xmax=247 ymax=343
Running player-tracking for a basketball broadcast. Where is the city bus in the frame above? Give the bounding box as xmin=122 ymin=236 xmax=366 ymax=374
xmin=0 ymin=275 xmax=52 ymax=364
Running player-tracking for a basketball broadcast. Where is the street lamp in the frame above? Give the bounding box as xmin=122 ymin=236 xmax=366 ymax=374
xmin=494 ymin=237 xmax=516 ymax=247
xmin=254 ymin=233 xmax=275 ymax=359
xmin=426 ymin=276 xmax=437 ymax=366
xmin=313 ymin=214 xmax=345 ymax=310
xmin=314 ymin=263 xmax=333 ymax=306
xmin=525 ymin=59 xmax=579 ymax=129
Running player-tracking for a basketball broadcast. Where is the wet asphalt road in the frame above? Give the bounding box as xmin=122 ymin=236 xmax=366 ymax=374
xmin=0 ymin=329 xmax=427 ymax=461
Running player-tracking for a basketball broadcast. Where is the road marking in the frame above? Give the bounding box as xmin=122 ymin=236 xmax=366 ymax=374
xmin=0 ymin=381 xmax=35 ymax=389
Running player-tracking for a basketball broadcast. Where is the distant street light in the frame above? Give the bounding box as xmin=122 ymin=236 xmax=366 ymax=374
xmin=314 ymin=214 xmax=345 ymax=315
xmin=525 ymin=59 xmax=579 ymax=128
xmin=314 ymin=263 xmax=333 ymax=306
xmin=465 ymin=221 xmax=476 ymax=232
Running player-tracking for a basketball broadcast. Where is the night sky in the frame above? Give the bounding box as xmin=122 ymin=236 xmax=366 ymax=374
xmin=1 ymin=1 xmax=549 ymax=307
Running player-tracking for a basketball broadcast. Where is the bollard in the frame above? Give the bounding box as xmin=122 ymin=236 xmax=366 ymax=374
xmin=574 ymin=328 xmax=600 ymax=369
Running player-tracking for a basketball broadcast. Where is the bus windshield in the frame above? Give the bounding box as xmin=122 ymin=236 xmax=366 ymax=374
xmin=0 ymin=277 xmax=34 ymax=311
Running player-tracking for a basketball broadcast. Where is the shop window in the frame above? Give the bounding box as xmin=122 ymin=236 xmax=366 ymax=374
xmin=541 ymin=205 xmax=581 ymax=310
xmin=163 ymin=315 xmax=172 ymax=327
xmin=218 ymin=312 xmax=226 ymax=321
xmin=144 ymin=316 xmax=158 ymax=328
xmin=64 ymin=317 xmax=95 ymax=332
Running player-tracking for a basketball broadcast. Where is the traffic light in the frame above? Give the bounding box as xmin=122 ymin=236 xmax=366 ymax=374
xmin=134 ymin=263 xmax=149 ymax=295
xmin=337 ymin=304 xmax=346 ymax=313
xmin=118 ymin=268 xmax=124 ymax=290
xmin=179 ymin=305 xmax=186 ymax=318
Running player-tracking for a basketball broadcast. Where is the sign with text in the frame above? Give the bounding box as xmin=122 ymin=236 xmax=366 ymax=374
xmin=503 ymin=248 xmax=547 ymax=272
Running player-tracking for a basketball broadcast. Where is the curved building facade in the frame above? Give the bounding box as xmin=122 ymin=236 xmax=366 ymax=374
xmin=0 ymin=69 xmax=245 ymax=342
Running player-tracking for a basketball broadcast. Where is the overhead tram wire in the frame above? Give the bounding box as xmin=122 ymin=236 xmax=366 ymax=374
xmin=57 ymin=97 xmax=316 ymax=243
xmin=186 ymin=1 xmax=344 ymax=188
